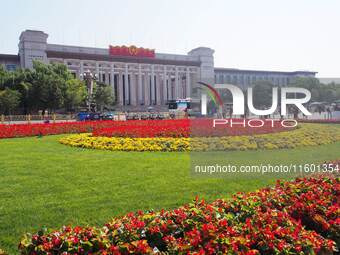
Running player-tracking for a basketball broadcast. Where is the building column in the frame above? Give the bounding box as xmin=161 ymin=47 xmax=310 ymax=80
xmin=130 ymin=72 xmax=137 ymax=106
xmin=124 ymin=64 xmax=129 ymax=105
xmin=105 ymin=70 xmax=109 ymax=84
xmin=162 ymin=66 xmax=168 ymax=104
xmin=110 ymin=63 xmax=115 ymax=97
xmin=80 ymin=61 xmax=84 ymax=80
xmin=138 ymin=64 xmax=143 ymax=105
xmin=156 ymin=73 xmax=161 ymax=105
xmin=151 ymin=65 xmax=155 ymax=105
xmin=144 ymin=72 xmax=150 ymax=105
xmin=169 ymin=73 xmax=174 ymax=100
xmin=186 ymin=67 xmax=191 ymax=98
xmin=95 ymin=62 xmax=99 ymax=79
xmin=118 ymin=72 xmax=124 ymax=106
xmin=175 ymin=66 xmax=179 ymax=99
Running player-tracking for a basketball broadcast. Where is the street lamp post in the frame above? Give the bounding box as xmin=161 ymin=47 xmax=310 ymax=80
xmin=82 ymin=69 xmax=97 ymax=111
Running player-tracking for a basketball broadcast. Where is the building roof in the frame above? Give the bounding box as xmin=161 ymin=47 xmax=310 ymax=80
xmin=0 ymin=54 xmax=20 ymax=61
xmin=214 ymin=67 xmax=317 ymax=75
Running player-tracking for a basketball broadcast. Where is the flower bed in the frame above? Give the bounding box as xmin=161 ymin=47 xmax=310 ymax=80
xmin=298 ymin=119 xmax=340 ymax=124
xmin=92 ymin=120 xmax=189 ymax=138
xmin=60 ymin=124 xmax=340 ymax=152
xmin=60 ymin=134 xmax=190 ymax=152
xmin=0 ymin=119 xmax=291 ymax=139
xmin=93 ymin=119 xmax=291 ymax=138
xmin=191 ymin=123 xmax=340 ymax=151
xmin=18 ymin=176 xmax=339 ymax=254
xmin=0 ymin=121 xmax=121 ymax=139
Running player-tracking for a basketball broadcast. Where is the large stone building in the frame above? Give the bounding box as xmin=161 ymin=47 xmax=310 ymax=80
xmin=0 ymin=30 xmax=317 ymax=111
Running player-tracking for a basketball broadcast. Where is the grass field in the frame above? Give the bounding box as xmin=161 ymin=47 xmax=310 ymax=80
xmin=1 ymin=135 xmax=340 ymax=253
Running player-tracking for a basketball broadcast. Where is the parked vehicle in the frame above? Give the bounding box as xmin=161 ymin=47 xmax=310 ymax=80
xmin=149 ymin=113 xmax=158 ymax=120
xmin=87 ymin=112 xmax=101 ymax=121
xmin=132 ymin=114 xmax=140 ymax=120
xmin=157 ymin=113 xmax=165 ymax=120
xmin=140 ymin=113 xmax=149 ymax=120
xmin=126 ymin=114 xmax=135 ymax=120
xmin=101 ymin=112 xmax=114 ymax=120
xmin=77 ymin=111 xmax=89 ymax=121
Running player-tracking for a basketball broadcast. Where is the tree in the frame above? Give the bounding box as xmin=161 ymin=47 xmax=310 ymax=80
xmin=63 ymin=79 xmax=87 ymax=111
xmin=27 ymin=61 xmax=81 ymax=113
xmin=94 ymin=82 xmax=114 ymax=111
xmin=290 ymin=77 xmax=340 ymax=103
xmin=289 ymin=77 xmax=321 ymax=102
xmin=335 ymin=86 xmax=340 ymax=100
xmin=290 ymin=77 xmax=321 ymax=90
xmin=0 ymin=62 xmax=90 ymax=114
xmin=0 ymin=88 xmax=21 ymax=114
xmin=251 ymin=80 xmax=275 ymax=109
xmin=0 ymin=65 xmax=8 ymax=90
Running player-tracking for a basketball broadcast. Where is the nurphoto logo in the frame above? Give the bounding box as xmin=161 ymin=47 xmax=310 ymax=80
xmin=200 ymin=82 xmax=311 ymax=116
xmin=199 ymin=82 xmax=311 ymax=128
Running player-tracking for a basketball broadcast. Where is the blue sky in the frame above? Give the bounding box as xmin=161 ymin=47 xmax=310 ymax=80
xmin=1 ymin=0 xmax=339 ymax=77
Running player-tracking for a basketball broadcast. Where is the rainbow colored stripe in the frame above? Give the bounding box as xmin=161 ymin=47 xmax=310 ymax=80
xmin=197 ymin=81 xmax=223 ymax=108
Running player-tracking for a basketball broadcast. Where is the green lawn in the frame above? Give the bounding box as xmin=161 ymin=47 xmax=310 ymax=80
xmin=1 ymin=135 xmax=340 ymax=253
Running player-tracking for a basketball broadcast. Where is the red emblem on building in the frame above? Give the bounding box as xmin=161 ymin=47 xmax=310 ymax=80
xmin=109 ymin=45 xmax=155 ymax=58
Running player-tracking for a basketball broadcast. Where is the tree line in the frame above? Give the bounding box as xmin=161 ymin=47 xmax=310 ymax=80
xmin=0 ymin=61 xmax=114 ymax=115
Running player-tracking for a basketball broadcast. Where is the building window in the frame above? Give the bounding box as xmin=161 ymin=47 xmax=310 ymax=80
xmin=240 ymin=76 xmax=244 ymax=86
xmin=218 ymin=74 xmax=223 ymax=83
xmin=5 ymin=64 xmax=17 ymax=71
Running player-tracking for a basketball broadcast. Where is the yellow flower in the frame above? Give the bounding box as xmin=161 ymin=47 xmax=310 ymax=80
xmin=59 ymin=124 xmax=340 ymax=152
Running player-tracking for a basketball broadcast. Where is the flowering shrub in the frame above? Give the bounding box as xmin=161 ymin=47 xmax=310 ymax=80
xmin=60 ymin=124 xmax=340 ymax=152
xmin=191 ymin=123 xmax=340 ymax=151
xmin=60 ymin=134 xmax=190 ymax=152
xmin=0 ymin=121 xmax=121 ymax=139
xmin=0 ymin=119 xmax=291 ymax=139
xmin=93 ymin=120 xmax=189 ymax=138
xmin=19 ymin=176 xmax=339 ymax=254
xmin=299 ymin=119 xmax=340 ymax=124
xmin=93 ymin=119 xmax=291 ymax=138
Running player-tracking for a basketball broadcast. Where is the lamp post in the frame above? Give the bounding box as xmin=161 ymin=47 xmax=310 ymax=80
xmin=81 ymin=69 xmax=97 ymax=111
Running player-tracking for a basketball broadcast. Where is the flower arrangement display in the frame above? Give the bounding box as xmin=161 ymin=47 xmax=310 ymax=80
xmin=0 ymin=119 xmax=291 ymax=139
xmin=191 ymin=123 xmax=340 ymax=151
xmin=0 ymin=121 xmax=119 ymax=139
xmin=299 ymin=119 xmax=340 ymax=124
xmin=60 ymin=134 xmax=191 ymax=152
xmin=60 ymin=124 xmax=340 ymax=152
xmin=18 ymin=176 xmax=339 ymax=254
xmin=92 ymin=119 xmax=290 ymax=138
xmin=92 ymin=120 xmax=189 ymax=138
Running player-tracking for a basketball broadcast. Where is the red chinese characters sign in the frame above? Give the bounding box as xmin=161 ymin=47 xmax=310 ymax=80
xmin=109 ymin=45 xmax=155 ymax=58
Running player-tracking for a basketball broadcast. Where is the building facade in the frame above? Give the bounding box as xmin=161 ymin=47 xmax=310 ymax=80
xmin=215 ymin=68 xmax=316 ymax=89
xmin=0 ymin=30 xmax=317 ymax=111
